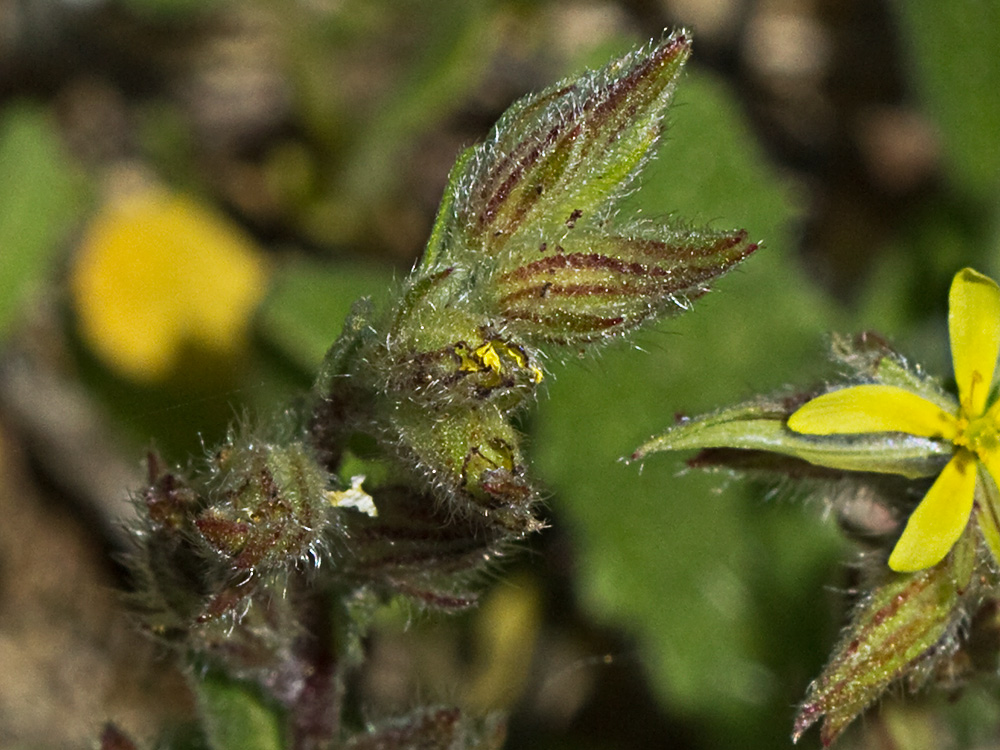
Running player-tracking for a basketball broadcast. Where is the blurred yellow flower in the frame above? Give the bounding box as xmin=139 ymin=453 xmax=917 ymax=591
xmin=72 ymin=184 xmax=269 ymax=382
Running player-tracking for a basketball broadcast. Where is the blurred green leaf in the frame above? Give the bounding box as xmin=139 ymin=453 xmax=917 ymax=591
xmin=0 ymin=103 xmax=85 ymax=344
xmin=533 ymin=70 xmax=845 ymax=744
xmin=257 ymin=258 xmax=394 ymax=372
xmin=194 ymin=673 xmax=283 ymax=750
xmin=338 ymin=0 xmax=499 ymax=204
xmin=896 ymin=1 xmax=1000 ymax=198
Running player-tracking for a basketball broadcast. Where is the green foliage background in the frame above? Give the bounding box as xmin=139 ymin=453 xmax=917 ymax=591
xmin=2 ymin=1 xmax=1000 ymax=748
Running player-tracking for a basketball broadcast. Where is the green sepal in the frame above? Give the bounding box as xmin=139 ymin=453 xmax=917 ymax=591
xmin=490 ymin=226 xmax=756 ymax=344
xmin=792 ymin=531 xmax=975 ymax=746
xmin=634 ymin=398 xmax=952 ymax=479
xmin=313 ymin=297 xmax=378 ymax=398
xmin=435 ymin=31 xmax=692 ymax=265
xmin=420 ymin=146 xmax=475 ymax=271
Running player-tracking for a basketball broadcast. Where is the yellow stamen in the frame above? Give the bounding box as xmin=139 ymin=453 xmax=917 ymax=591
xmin=459 ymin=339 xmax=544 ymax=383
xmin=475 ymin=342 xmax=503 ymax=374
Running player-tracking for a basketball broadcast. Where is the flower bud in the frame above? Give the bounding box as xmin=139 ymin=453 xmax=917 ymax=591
xmin=391 ymin=401 xmax=539 ymax=534
xmin=793 ymin=531 xmax=975 ymax=746
xmin=196 ymin=433 xmax=331 ymax=571
xmin=408 ymin=31 xmax=755 ymax=349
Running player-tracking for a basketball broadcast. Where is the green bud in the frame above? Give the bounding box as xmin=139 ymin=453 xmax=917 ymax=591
xmin=793 ymin=529 xmax=975 ymax=746
xmin=408 ymin=30 xmax=755 ymax=350
xmin=391 ymin=400 xmax=538 ymax=533
xmin=196 ymin=434 xmax=331 ymax=571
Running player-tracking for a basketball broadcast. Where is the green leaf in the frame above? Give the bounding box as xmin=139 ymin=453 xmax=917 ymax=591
xmin=194 ymin=672 xmax=284 ymax=750
xmin=533 ymin=69 xmax=844 ymax=743
xmin=0 ymin=103 xmax=85 ymax=344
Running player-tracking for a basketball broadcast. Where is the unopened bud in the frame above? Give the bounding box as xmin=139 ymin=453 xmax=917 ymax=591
xmin=196 ymin=435 xmax=331 ymax=571
xmin=793 ymin=531 xmax=975 ymax=746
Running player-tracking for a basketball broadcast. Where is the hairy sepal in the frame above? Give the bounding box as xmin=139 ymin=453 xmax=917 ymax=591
xmin=426 ymin=31 xmax=693 ymax=269
xmin=490 ymin=226 xmax=756 ymax=344
xmin=634 ymin=397 xmax=952 ymax=479
xmin=793 ymin=530 xmax=976 ymax=746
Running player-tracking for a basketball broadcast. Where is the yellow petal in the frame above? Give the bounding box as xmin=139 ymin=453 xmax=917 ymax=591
xmin=950 ymin=267 xmax=1000 ymax=416
xmin=787 ymin=385 xmax=957 ymax=439
xmin=974 ymin=449 xmax=1000 ymax=571
xmin=888 ymin=453 xmax=976 ymax=572
xmin=977 ymin=437 xmax=1000 ymax=489
xmin=975 ymin=499 xmax=1000 ymax=572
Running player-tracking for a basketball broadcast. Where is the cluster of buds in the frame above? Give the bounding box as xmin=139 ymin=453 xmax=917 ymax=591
xmin=308 ymin=29 xmax=754 ymax=597
xmin=124 ymin=30 xmax=756 ymax=750
xmin=635 ymin=268 xmax=1000 ymax=746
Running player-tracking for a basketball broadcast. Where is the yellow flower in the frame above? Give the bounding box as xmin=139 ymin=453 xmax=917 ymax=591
xmin=788 ymin=268 xmax=1000 ymax=572
xmin=73 ymin=182 xmax=269 ymax=382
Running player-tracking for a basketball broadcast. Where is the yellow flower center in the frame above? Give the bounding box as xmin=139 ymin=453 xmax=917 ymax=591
xmin=955 ymin=409 xmax=1000 ymax=458
xmin=953 ymin=371 xmax=1000 ymax=461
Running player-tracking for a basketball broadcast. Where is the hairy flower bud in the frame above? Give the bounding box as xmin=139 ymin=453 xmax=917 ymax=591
xmin=391 ymin=401 xmax=537 ymax=533
xmin=408 ymin=30 xmax=755 ymax=349
xmin=196 ymin=432 xmax=331 ymax=571
xmin=309 ymin=31 xmax=757 ymax=542
xmin=793 ymin=530 xmax=975 ymax=746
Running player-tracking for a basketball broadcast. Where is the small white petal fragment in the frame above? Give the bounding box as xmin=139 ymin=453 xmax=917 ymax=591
xmin=327 ymin=475 xmax=378 ymax=517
